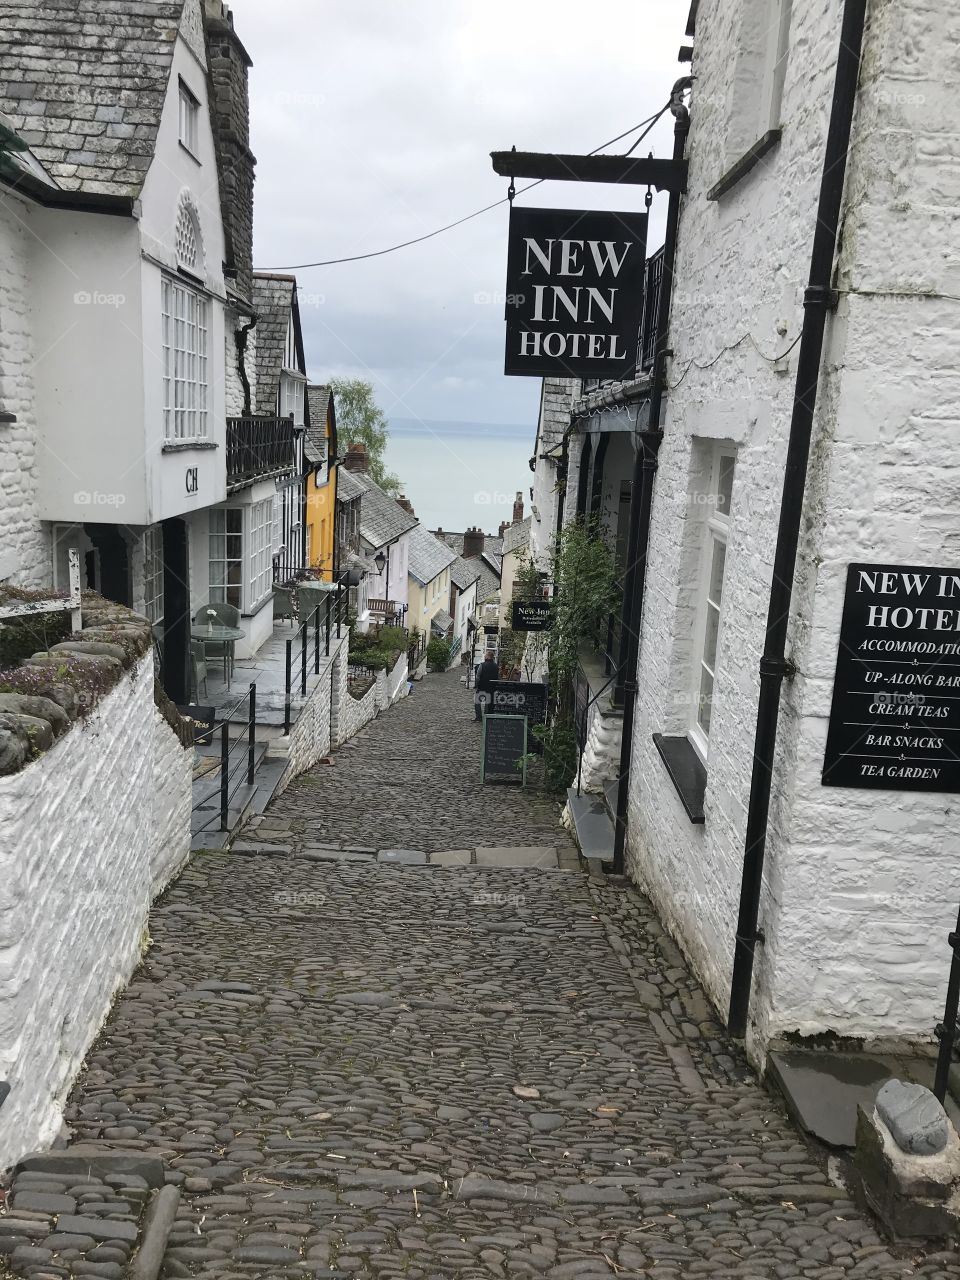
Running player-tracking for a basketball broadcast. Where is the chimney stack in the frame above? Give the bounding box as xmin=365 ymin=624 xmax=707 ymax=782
xmin=397 ymin=494 xmax=415 ymax=516
xmin=498 ymin=520 xmax=508 ymax=538
xmin=462 ymin=526 xmax=485 ymax=558
xmin=513 ymin=491 xmax=524 ymax=524
xmin=343 ymin=442 xmax=369 ymax=474
xmin=202 ymin=3 xmax=254 ymax=305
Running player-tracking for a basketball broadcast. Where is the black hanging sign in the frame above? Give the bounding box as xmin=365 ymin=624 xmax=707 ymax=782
xmin=511 ymin=599 xmax=551 ymax=631
xmin=822 ymin=562 xmax=960 ymax=792
xmin=503 ymin=206 xmax=648 ymax=379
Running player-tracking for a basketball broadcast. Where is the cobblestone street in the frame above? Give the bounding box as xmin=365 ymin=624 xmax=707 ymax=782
xmin=17 ymin=672 xmax=960 ymax=1277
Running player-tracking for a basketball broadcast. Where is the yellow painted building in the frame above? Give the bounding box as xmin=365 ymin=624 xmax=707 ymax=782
xmin=305 ymin=385 xmax=337 ymax=580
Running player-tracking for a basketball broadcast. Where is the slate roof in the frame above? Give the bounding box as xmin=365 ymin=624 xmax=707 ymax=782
xmin=407 ymin=523 xmax=456 ymax=588
xmin=475 ymin=560 xmax=501 ymax=606
xmin=305 ymin=385 xmax=331 ymax=465
xmin=336 ymin=468 xmax=365 ymax=503
xmin=536 ymin=378 xmax=577 ymax=454
xmin=355 ymin=473 xmax=417 ymax=551
xmin=0 ymin=0 xmax=186 ymax=198
xmin=502 ymin=516 xmax=531 ymax=556
xmin=449 ymin=554 xmax=480 ymax=593
xmin=431 ymin=609 xmax=454 ymax=634
xmin=433 ymin=531 xmax=504 ymax=558
xmin=252 ymin=274 xmax=299 ymax=417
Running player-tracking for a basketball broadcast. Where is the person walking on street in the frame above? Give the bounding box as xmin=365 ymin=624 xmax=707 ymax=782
xmin=474 ymin=650 xmax=499 ymax=721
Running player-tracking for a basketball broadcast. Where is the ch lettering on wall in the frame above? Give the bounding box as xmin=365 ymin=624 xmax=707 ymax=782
xmin=185 ymin=466 xmax=199 ymax=495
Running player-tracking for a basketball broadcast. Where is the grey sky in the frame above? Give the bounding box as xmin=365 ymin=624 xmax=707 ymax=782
xmin=228 ymin=0 xmax=685 ymax=426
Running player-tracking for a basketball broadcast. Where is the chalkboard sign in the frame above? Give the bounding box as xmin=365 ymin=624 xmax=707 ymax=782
xmin=822 ymin=561 xmax=960 ymax=792
xmin=482 ymin=714 xmax=528 ymax=785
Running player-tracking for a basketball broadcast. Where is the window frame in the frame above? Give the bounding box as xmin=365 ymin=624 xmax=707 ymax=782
xmin=161 ymin=276 xmax=209 ymax=441
xmin=178 ymin=79 xmax=200 ymax=158
xmin=143 ymin=525 xmax=164 ymax=625
xmin=688 ymin=446 xmax=735 ymax=764
xmin=209 ymin=502 xmax=276 ymax=615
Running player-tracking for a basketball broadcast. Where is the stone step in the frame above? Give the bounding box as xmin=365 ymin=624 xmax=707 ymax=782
xmin=566 ymin=789 xmax=615 ymax=864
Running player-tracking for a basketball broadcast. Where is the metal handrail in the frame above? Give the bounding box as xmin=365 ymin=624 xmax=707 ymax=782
xmin=283 ymin=584 xmax=349 ymax=733
xmin=192 ymin=682 xmax=257 ymax=834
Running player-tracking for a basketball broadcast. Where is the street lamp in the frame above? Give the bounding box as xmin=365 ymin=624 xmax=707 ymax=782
xmin=373 ymin=550 xmax=387 ymax=574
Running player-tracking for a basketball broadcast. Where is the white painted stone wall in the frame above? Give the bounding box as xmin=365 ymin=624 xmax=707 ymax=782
xmin=0 ymin=195 xmax=52 ymax=587
xmin=0 ymin=656 xmax=191 ymax=1169
xmin=624 ymin=0 xmax=960 ymax=1060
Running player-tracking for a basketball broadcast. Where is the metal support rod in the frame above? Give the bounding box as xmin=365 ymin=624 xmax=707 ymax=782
xmin=300 ymin=617 xmax=308 ymax=696
xmin=611 ymin=101 xmax=689 ymax=874
xmin=284 ymin=638 xmax=293 ymax=735
xmin=727 ymin=0 xmax=867 ymax=1038
xmin=219 ymin=721 xmax=229 ymax=831
xmin=934 ymin=906 xmax=960 ymax=1102
xmin=325 ymin=595 xmax=332 ymax=657
xmin=247 ymin=682 xmax=256 ymax=787
xmin=315 ymin=602 xmax=321 ymax=673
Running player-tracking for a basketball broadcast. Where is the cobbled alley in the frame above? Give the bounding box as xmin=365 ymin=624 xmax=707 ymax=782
xmin=9 ymin=672 xmax=960 ymax=1278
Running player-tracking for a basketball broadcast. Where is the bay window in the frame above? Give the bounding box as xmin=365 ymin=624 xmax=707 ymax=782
xmin=161 ymin=277 xmax=208 ymax=440
xmin=143 ymin=526 xmax=164 ymax=625
xmin=209 ymin=500 xmax=274 ymax=613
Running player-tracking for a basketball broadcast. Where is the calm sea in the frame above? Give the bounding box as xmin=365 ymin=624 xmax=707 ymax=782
xmin=384 ymin=418 xmax=533 ymax=534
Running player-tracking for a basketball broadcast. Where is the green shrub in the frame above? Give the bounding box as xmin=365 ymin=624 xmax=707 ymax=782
xmin=427 ymin=637 xmax=451 ymax=670
xmin=0 ymin=610 xmax=72 ymax=667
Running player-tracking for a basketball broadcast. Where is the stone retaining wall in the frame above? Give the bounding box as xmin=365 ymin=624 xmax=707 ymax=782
xmin=0 ymin=655 xmax=192 ymax=1170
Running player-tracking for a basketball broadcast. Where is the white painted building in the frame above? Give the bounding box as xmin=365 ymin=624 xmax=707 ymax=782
xmin=449 ymin=554 xmax=480 ymax=662
xmin=553 ymin=0 xmax=960 ymax=1064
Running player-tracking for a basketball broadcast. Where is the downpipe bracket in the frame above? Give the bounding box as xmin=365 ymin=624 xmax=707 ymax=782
xmin=803 ymin=284 xmax=840 ymax=311
xmin=758 ymin=656 xmax=797 ymax=679
xmin=736 ymin=927 xmax=766 ymax=948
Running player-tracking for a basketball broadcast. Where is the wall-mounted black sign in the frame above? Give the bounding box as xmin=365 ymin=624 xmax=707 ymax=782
xmin=822 ymin=562 xmax=960 ymax=792
xmin=512 ymin=599 xmax=551 ymax=631
xmin=482 ymin=713 xmax=528 ymax=785
xmin=503 ymin=206 xmax=647 ymax=379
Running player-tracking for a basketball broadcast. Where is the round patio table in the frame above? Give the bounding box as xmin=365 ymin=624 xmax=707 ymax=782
xmin=191 ymin=624 xmax=243 ymax=691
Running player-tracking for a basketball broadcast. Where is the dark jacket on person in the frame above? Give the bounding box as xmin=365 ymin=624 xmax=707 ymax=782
xmin=475 ymin=659 xmax=499 ymax=693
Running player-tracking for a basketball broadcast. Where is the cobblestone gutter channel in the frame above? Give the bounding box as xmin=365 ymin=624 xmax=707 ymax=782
xmin=2 ymin=673 xmax=959 ymax=1277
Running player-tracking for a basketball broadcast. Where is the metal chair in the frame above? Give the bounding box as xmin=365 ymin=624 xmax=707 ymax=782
xmin=193 ymin=601 xmax=241 ymax=682
xmin=272 ymin=585 xmax=296 ymax=626
xmin=190 ymin=640 xmax=208 ymax=702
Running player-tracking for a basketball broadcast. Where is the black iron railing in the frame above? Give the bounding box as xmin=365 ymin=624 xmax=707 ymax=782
xmin=581 ymin=244 xmax=664 ymax=394
xmin=407 ymin=630 xmax=426 ymax=669
xmin=640 ymin=245 xmax=664 ymax=373
xmin=226 ymin=415 xmax=297 ymax=485
xmin=283 ymin=584 xmax=349 ymax=733
xmin=191 ymin=683 xmax=257 ymax=835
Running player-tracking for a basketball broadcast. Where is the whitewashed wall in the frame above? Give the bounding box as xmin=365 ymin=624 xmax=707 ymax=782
xmin=624 ymin=0 xmax=960 ymax=1059
xmin=0 ymin=195 xmax=52 ymax=586
xmin=0 ymin=657 xmax=191 ymax=1169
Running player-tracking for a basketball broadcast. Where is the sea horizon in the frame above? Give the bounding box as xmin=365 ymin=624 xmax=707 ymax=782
xmin=384 ymin=417 xmax=533 ymax=534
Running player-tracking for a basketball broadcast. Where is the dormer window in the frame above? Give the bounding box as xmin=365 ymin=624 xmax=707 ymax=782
xmin=178 ymin=79 xmax=200 ymax=156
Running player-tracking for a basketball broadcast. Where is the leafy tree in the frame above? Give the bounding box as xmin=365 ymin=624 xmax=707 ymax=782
xmin=329 ymin=378 xmax=401 ymax=495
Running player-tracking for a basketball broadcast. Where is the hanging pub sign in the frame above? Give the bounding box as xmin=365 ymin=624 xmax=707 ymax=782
xmin=822 ymin=562 xmax=960 ymax=792
xmin=511 ymin=599 xmax=552 ymax=631
xmin=503 ymin=206 xmax=648 ymax=379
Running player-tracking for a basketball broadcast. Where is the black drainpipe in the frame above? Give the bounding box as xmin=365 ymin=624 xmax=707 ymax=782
xmin=235 ymin=314 xmax=257 ymax=415
xmin=727 ymin=0 xmax=868 ymax=1037
xmin=612 ymin=91 xmax=690 ymax=873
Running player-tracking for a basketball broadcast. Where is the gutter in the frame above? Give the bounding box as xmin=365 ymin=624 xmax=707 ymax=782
xmin=611 ymin=86 xmax=691 ymax=873
xmin=727 ymin=0 xmax=868 ymax=1038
